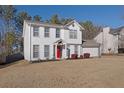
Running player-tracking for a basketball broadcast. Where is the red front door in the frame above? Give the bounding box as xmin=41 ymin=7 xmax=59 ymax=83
xmin=57 ymin=46 xmax=61 ymax=58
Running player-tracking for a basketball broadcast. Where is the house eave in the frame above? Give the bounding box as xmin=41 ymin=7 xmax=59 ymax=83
xmin=25 ymin=20 xmax=65 ymax=29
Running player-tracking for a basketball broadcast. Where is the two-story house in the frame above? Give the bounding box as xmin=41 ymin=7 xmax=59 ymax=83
xmin=23 ymin=20 xmax=84 ymax=61
xmin=94 ymin=27 xmax=118 ymax=54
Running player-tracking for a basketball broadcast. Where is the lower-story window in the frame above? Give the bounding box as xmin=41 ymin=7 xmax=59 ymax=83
xmin=44 ymin=45 xmax=50 ymax=58
xmin=33 ymin=45 xmax=39 ymax=58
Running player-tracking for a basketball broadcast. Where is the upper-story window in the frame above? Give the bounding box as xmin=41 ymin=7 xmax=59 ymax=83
xmin=33 ymin=26 xmax=39 ymax=37
xmin=56 ymin=28 xmax=60 ymax=38
xmin=44 ymin=27 xmax=49 ymax=37
xmin=69 ymin=30 xmax=77 ymax=39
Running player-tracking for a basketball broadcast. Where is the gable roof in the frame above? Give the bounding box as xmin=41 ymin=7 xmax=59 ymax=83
xmin=24 ymin=20 xmax=84 ymax=30
xmin=54 ymin=39 xmax=66 ymax=44
xmin=24 ymin=20 xmax=65 ymax=29
xmin=110 ymin=26 xmax=124 ymax=35
xmin=23 ymin=20 xmax=67 ymax=37
xmin=65 ymin=20 xmax=85 ymax=30
xmin=23 ymin=20 xmax=84 ymax=37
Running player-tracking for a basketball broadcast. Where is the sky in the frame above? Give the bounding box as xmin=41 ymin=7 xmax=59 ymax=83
xmin=16 ymin=5 xmax=124 ymax=28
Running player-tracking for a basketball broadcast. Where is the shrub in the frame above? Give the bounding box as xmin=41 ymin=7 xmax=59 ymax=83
xmin=84 ymin=53 xmax=90 ymax=58
xmin=71 ymin=54 xmax=78 ymax=59
xmin=80 ymin=55 xmax=84 ymax=59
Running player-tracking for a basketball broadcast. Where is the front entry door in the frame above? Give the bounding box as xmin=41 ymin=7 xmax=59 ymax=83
xmin=57 ymin=46 xmax=62 ymax=58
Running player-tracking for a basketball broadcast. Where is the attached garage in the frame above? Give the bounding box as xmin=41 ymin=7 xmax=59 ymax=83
xmin=82 ymin=40 xmax=101 ymax=57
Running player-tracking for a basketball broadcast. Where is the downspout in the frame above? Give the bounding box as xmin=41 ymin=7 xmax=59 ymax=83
xmin=30 ymin=24 xmax=32 ymax=62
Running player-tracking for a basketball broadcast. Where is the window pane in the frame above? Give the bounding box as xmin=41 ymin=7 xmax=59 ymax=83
xmin=33 ymin=26 xmax=39 ymax=37
xmin=74 ymin=31 xmax=77 ymax=39
xmin=44 ymin=27 xmax=49 ymax=37
xmin=33 ymin=45 xmax=39 ymax=58
xmin=45 ymin=33 xmax=49 ymax=37
xmin=44 ymin=45 xmax=49 ymax=57
xmin=56 ymin=28 xmax=60 ymax=38
xmin=70 ymin=31 xmax=73 ymax=39
xmin=69 ymin=30 xmax=77 ymax=39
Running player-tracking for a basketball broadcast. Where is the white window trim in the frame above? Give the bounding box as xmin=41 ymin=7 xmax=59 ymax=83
xmin=33 ymin=26 xmax=39 ymax=37
xmin=56 ymin=28 xmax=60 ymax=38
xmin=44 ymin=27 xmax=50 ymax=38
xmin=33 ymin=45 xmax=39 ymax=58
xmin=69 ymin=30 xmax=77 ymax=39
xmin=44 ymin=45 xmax=50 ymax=58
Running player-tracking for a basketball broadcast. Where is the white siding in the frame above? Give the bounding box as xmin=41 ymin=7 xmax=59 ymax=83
xmin=94 ymin=27 xmax=118 ymax=54
xmin=68 ymin=45 xmax=81 ymax=58
xmin=82 ymin=48 xmax=99 ymax=57
xmin=63 ymin=22 xmax=82 ymax=44
xmin=30 ymin=27 xmax=63 ymax=60
xmin=118 ymin=28 xmax=124 ymax=48
xmin=23 ymin=20 xmax=83 ymax=61
xmin=23 ymin=23 xmax=31 ymax=61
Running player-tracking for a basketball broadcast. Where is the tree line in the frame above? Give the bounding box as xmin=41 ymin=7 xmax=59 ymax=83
xmin=0 ymin=5 xmax=102 ymax=56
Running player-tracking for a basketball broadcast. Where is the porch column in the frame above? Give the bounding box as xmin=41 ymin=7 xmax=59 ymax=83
xmin=78 ymin=45 xmax=81 ymax=57
xmin=55 ymin=44 xmax=57 ymax=59
xmin=64 ymin=43 xmax=67 ymax=59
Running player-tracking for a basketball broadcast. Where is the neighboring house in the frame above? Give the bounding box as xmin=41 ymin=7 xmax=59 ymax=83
xmin=23 ymin=20 xmax=85 ymax=61
xmin=110 ymin=26 xmax=124 ymax=49
xmin=94 ymin=27 xmax=118 ymax=54
xmin=82 ymin=40 xmax=101 ymax=57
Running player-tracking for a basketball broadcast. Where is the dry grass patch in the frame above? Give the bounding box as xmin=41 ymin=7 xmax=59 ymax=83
xmin=0 ymin=55 xmax=124 ymax=88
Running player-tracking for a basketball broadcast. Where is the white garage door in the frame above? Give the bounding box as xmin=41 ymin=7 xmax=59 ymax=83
xmin=82 ymin=48 xmax=99 ymax=57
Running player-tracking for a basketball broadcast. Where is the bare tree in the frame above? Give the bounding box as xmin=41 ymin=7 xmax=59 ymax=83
xmin=80 ymin=21 xmax=102 ymax=40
